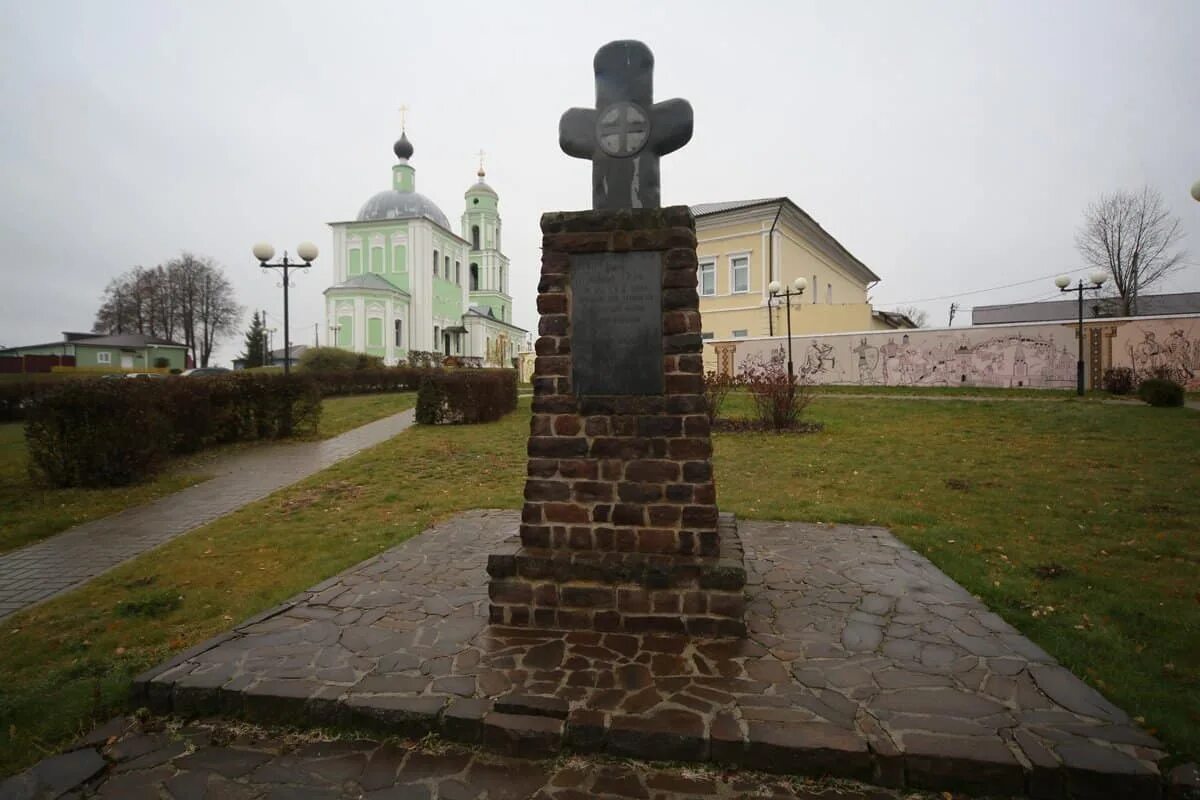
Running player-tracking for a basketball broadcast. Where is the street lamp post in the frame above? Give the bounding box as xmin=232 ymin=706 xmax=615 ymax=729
xmin=253 ymin=242 xmax=318 ymax=375
xmin=1055 ymin=271 xmax=1108 ymax=396
xmin=768 ymin=277 xmax=808 ymax=382
xmin=328 ymin=324 xmax=341 ymax=349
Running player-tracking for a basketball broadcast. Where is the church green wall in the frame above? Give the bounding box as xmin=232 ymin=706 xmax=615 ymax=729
xmin=433 ymin=277 xmax=462 ymax=320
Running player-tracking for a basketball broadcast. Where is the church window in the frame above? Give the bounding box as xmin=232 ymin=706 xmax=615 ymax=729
xmin=367 ymin=318 xmax=384 ymax=347
xmin=701 ymin=332 xmax=714 ymax=340
xmin=394 ymin=319 xmax=403 ymax=347
xmin=444 ymin=255 xmax=450 ymax=278
xmin=827 ymin=283 xmax=833 ymax=304
xmin=470 ymin=263 xmax=479 ymax=291
xmin=349 ymin=249 xmax=362 ymax=276
xmin=97 ymin=351 xmax=111 ymax=364
xmin=455 ymin=261 xmax=461 ymax=285
xmin=698 ymin=259 xmax=715 ymax=296
xmin=813 ymin=275 xmax=818 ymax=303
xmin=370 ymin=246 xmax=383 ymax=273
xmin=730 ymin=255 xmax=749 ymax=294
xmin=471 ymin=225 xmax=480 ymax=249
xmin=499 ymin=266 xmax=505 ymax=292
xmin=433 ymin=249 xmax=439 ymax=277
xmin=732 ymin=329 xmax=748 ymax=338
xmin=434 ymin=325 xmax=439 ymax=346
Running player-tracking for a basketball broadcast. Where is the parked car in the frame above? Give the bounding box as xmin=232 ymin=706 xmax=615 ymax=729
xmin=180 ymin=367 xmax=230 ymax=377
xmin=124 ymin=372 xmax=166 ymax=379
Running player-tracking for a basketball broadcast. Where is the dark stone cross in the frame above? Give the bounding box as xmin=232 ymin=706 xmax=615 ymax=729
xmin=560 ymin=40 xmax=694 ymax=210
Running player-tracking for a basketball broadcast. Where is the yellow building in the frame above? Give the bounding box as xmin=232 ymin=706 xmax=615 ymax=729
xmin=693 ymin=197 xmax=910 ymax=349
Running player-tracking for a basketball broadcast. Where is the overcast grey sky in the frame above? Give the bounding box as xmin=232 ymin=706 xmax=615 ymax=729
xmin=2 ymin=0 xmax=1197 ymax=364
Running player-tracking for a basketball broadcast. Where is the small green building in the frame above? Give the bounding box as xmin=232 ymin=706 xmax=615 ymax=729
xmin=0 ymin=331 xmax=189 ymax=372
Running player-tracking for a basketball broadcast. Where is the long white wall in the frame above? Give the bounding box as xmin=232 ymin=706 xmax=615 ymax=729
xmin=705 ymin=314 xmax=1200 ymax=390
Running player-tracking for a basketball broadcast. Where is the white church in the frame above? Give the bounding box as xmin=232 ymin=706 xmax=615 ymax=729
xmin=323 ymin=127 xmax=525 ymax=366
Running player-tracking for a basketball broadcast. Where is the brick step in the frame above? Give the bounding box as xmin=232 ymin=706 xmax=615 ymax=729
xmin=481 ymin=710 xmax=564 ymax=758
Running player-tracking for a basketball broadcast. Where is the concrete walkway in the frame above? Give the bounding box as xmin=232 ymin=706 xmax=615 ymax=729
xmin=0 ymin=409 xmax=415 ymax=620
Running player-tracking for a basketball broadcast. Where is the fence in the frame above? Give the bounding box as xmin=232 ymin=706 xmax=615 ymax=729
xmin=0 ymin=355 xmax=76 ymax=374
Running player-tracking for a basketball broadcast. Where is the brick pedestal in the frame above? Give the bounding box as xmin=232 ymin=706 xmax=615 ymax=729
xmin=486 ymin=206 xmax=746 ymax=636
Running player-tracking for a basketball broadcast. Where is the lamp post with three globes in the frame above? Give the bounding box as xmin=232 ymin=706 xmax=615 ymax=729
xmin=768 ymin=277 xmax=808 ymax=382
xmin=253 ymin=242 xmax=318 ymax=375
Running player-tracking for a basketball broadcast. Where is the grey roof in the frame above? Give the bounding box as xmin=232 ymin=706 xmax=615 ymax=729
xmin=972 ymin=291 xmax=1200 ymax=325
xmin=465 ymin=306 xmax=528 ymax=332
xmin=2 ymin=332 xmax=187 ymax=352
xmin=690 ymin=197 xmax=785 ymax=217
xmin=466 ymin=175 xmax=497 ymax=197
xmin=356 ymin=189 xmax=450 ymax=229
xmin=324 ymin=274 xmax=409 ymax=294
xmin=872 ymin=310 xmax=919 ymax=329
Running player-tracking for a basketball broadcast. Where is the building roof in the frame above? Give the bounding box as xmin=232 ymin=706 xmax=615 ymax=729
xmin=1 ymin=331 xmax=187 ymax=352
xmin=690 ymin=197 xmax=786 ymax=217
xmin=465 ymin=306 xmax=528 ymax=332
xmin=689 ymin=197 xmax=881 ymax=285
xmin=324 ymin=275 xmax=410 ymax=295
xmin=972 ymin=291 xmax=1200 ymax=325
xmin=872 ymin=310 xmax=919 ymax=329
xmin=356 ymin=189 xmax=451 ymax=229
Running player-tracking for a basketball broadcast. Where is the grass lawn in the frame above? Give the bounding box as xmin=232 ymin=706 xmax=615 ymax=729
xmin=0 ymin=395 xmax=1197 ymax=776
xmin=0 ymin=392 xmax=415 ymax=556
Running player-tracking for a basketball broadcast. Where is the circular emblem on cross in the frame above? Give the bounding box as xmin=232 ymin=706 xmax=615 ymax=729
xmin=596 ymin=102 xmax=650 ymax=157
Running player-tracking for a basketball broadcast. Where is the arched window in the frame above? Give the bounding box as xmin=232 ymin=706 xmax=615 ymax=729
xmin=470 ymin=263 xmax=479 ymax=291
xmin=499 ymin=265 xmax=504 ymax=292
xmin=826 ymin=283 xmax=833 ymax=304
xmin=471 ymin=225 xmax=480 ymax=249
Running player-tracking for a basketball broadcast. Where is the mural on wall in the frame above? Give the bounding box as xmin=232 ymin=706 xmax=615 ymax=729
xmin=710 ymin=316 xmax=1200 ymax=389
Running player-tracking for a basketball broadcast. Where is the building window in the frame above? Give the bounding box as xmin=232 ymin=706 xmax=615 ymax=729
xmin=471 ymin=225 xmax=480 ymax=249
xmin=813 ymin=275 xmax=818 ymax=303
xmin=470 ymin=263 xmax=479 ymax=291
xmin=827 ymin=283 xmax=833 ymax=304
xmin=97 ymin=351 xmax=111 ymax=364
xmin=701 ymin=332 xmax=714 ymax=340
xmin=499 ymin=265 xmax=504 ymax=292
xmin=444 ymin=255 xmax=450 ymax=278
xmin=348 ymin=249 xmax=362 ymax=276
xmin=698 ymin=259 xmax=715 ymax=296
xmin=730 ymin=255 xmax=749 ymax=294
xmin=367 ymin=318 xmax=384 ymax=348
xmin=732 ymin=329 xmax=748 ymax=338
xmin=394 ymin=319 xmax=403 ymax=347
xmin=455 ymin=261 xmax=461 ymax=285
xmin=433 ymin=249 xmax=439 ymax=277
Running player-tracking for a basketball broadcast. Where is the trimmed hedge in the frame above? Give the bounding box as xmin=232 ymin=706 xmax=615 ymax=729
xmin=416 ymin=369 xmax=518 ymax=425
xmin=0 ymin=382 xmax=63 ymax=423
xmin=315 ymin=368 xmax=437 ymax=397
xmin=1137 ymin=377 xmax=1184 ymax=407
xmin=24 ymin=374 xmax=321 ymax=487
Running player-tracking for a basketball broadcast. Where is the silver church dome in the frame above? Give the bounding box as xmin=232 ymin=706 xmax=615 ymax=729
xmin=356 ymin=190 xmax=451 ymax=229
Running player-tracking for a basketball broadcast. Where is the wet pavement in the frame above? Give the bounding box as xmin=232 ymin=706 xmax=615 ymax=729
xmin=134 ymin=510 xmax=1171 ymax=798
xmin=0 ymin=409 xmax=415 ymax=620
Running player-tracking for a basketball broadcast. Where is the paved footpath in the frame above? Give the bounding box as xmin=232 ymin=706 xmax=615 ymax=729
xmin=0 ymin=409 xmax=415 ymax=621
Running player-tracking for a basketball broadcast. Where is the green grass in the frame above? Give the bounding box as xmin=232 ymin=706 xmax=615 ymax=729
xmin=0 ymin=393 xmax=416 ymax=555
xmin=315 ymin=392 xmax=415 ymax=438
xmin=0 ymin=396 xmax=1196 ymax=776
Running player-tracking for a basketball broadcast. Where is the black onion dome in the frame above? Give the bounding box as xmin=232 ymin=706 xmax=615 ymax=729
xmin=393 ymin=131 xmax=414 ymax=160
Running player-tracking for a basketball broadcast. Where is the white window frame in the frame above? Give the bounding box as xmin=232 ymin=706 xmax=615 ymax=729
xmin=729 ymin=253 xmax=750 ymax=294
xmin=96 ymin=351 xmax=111 ymax=364
xmin=698 ymin=258 xmax=716 ymax=296
xmin=732 ymin=329 xmax=748 ymax=338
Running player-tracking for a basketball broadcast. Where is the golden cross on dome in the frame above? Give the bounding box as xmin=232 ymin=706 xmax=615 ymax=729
xmin=477 ymin=149 xmax=486 ymax=172
xmin=398 ymin=104 xmax=409 ymax=130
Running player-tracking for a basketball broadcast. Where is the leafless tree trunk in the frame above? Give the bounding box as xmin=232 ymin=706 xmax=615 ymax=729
xmin=1075 ymin=186 xmax=1187 ymax=316
xmin=897 ymin=306 xmax=929 ymax=327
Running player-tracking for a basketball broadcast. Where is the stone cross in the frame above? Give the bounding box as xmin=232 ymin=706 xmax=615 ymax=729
xmin=559 ymin=40 xmax=693 ymax=210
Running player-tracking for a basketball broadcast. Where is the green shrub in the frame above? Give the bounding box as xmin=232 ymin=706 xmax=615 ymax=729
xmin=416 ymin=369 xmax=517 ymax=424
xmin=298 ymin=347 xmax=382 ymax=373
xmin=153 ymin=357 xmax=170 ymax=369
xmin=0 ymin=381 xmax=62 ymax=423
xmin=25 ymin=380 xmax=172 ymax=487
xmin=405 ymin=350 xmax=442 ymax=369
xmin=316 ymin=367 xmax=435 ymax=397
xmin=24 ymin=374 xmax=322 ymax=487
xmin=1137 ymin=377 xmax=1184 ymax=407
xmin=739 ymin=348 xmax=813 ymax=430
xmin=1102 ymin=367 xmax=1137 ymax=396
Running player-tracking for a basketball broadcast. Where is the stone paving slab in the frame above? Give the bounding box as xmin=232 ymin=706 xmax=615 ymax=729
xmin=0 ymin=409 xmax=414 ymax=620
xmin=1 ymin=716 xmax=960 ymax=800
xmin=135 ymin=510 xmax=1169 ymax=799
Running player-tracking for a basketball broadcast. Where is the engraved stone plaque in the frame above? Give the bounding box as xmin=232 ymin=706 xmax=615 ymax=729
xmin=571 ymin=252 xmax=663 ymax=395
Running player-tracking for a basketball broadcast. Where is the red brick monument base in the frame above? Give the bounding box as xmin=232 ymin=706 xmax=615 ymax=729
xmin=487 ymin=207 xmax=746 ymax=636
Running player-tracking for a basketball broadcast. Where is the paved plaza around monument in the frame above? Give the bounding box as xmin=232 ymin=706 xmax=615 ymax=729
xmin=134 ymin=510 xmax=1168 ymax=798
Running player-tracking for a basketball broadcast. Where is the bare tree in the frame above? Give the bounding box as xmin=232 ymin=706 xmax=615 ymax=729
xmin=93 ymin=253 xmax=242 ymax=366
xmin=1075 ymin=186 xmax=1187 ymax=316
xmin=896 ymin=305 xmax=929 ymax=327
